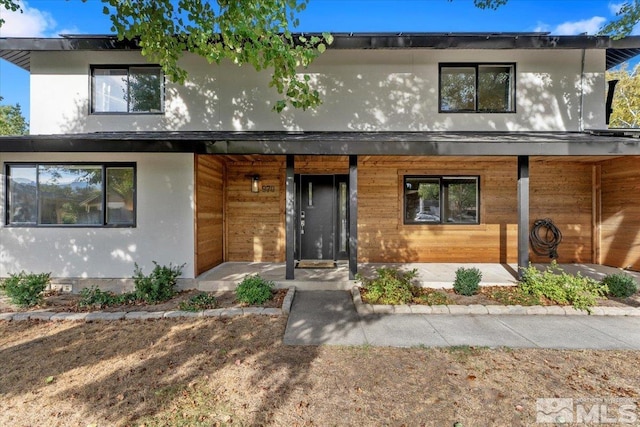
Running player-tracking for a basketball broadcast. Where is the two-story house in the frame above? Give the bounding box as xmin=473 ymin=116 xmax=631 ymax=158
xmin=2 ymin=32 xmax=640 ymax=290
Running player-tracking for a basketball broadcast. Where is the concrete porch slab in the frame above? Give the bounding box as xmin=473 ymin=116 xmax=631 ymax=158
xmin=195 ymin=261 xmax=640 ymax=291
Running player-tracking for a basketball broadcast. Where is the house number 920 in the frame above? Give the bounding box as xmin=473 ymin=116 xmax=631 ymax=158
xmin=262 ymin=185 xmax=276 ymax=192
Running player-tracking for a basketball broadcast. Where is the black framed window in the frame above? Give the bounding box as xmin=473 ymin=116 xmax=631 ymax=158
xmin=6 ymin=163 xmax=136 ymax=227
xmin=404 ymin=176 xmax=479 ymax=224
xmin=439 ymin=63 xmax=515 ymax=113
xmin=91 ymin=65 xmax=164 ymax=113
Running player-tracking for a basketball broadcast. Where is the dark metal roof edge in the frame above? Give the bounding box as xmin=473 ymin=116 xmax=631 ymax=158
xmin=3 ymin=33 xmax=640 ymax=51
xmin=2 ymin=131 xmax=640 ymax=156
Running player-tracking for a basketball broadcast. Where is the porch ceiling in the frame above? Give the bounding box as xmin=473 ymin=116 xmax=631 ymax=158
xmin=3 ymin=130 xmax=640 ymax=157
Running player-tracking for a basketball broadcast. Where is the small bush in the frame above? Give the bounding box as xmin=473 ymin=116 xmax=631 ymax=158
xmin=602 ymin=273 xmax=638 ymax=298
xmin=179 ymin=292 xmax=217 ymax=311
xmin=453 ymin=267 xmax=482 ymax=296
xmin=236 ymin=274 xmax=274 ymax=305
xmin=1 ymin=272 xmax=51 ymax=307
xmin=356 ymin=267 xmax=417 ymax=305
xmin=519 ymin=262 xmax=608 ymax=313
xmin=78 ymin=286 xmax=136 ymax=308
xmin=133 ymin=261 xmax=185 ymax=304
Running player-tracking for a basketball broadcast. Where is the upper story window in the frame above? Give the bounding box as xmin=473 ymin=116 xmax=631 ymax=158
xmin=91 ymin=66 xmax=164 ymax=114
xmin=439 ymin=63 xmax=515 ymax=113
xmin=404 ymin=176 xmax=479 ymax=225
xmin=5 ymin=163 xmax=136 ymax=227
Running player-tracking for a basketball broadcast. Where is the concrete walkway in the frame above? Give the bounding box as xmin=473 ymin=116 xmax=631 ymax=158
xmin=284 ymin=291 xmax=640 ymax=349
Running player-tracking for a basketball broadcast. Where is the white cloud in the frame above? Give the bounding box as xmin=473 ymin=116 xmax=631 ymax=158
xmin=533 ymin=22 xmax=550 ymax=33
xmin=555 ymin=16 xmax=607 ymax=34
xmin=537 ymin=16 xmax=607 ymax=35
xmin=0 ymin=0 xmax=56 ymax=37
xmin=609 ymin=2 xmax=625 ymax=15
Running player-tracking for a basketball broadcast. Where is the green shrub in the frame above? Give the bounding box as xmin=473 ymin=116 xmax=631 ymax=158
xmin=179 ymin=292 xmax=218 ymax=311
xmin=602 ymin=273 xmax=638 ymax=298
xmin=519 ymin=262 xmax=608 ymax=313
xmin=78 ymin=286 xmax=136 ymax=308
xmin=133 ymin=261 xmax=185 ymax=304
xmin=453 ymin=267 xmax=482 ymax=296
xmin=235 ymin=274 xmax=274 ymax=305
xmin=1 ymin=271 xmax=51 ymax=307
xmin=356 ymin=267 xmax=417 ymax=305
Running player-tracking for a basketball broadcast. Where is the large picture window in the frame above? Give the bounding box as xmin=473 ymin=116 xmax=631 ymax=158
xmin=91 ymin=66 xmax=164 ymax=113
xmin=439 ymin=63 xmax=515 ymax=113
xmin=404 ymin=176 xmax=479 ymax=224
xmin=6 ymin=163 xmax=136 ymax=227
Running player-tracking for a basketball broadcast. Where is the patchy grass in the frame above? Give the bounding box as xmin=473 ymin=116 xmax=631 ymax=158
xmin=1 ymin=318 xmax=640 ymax=426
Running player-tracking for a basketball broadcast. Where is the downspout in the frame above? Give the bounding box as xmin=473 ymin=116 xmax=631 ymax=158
xmin=579 ymin=48 xmax=586 ymax=132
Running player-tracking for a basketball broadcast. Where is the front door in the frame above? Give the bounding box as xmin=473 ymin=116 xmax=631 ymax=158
xmin=297 ymin=175 xmax=348 ymax=260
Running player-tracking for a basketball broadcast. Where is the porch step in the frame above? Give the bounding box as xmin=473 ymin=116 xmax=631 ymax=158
xmin=197 ymin=279 xmax=356 ymax=292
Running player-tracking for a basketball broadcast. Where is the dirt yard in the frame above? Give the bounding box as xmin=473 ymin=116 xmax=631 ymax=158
xmin=1 ymin=287 xmax=640 ymax=426
xmin=1 ymin=316 xmax=639 ymax=426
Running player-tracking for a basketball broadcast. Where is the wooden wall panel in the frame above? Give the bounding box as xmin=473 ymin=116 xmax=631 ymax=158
xmin=358 ymin=157 xmax=519 ymax=263
xmin=219 ymin=154 xmax=596 ymax=265
xmin=225 ymin=157 xmax=286 ymax=262
xmin=358 ymin=157 xmax=593 ymax=264
xmin=529 ymin=161 xmax=593 ymax=263
xmin=600 ymin=156 xmax=640 ymax=270
xmin=195 ymin=155 xmax=224 ymax=275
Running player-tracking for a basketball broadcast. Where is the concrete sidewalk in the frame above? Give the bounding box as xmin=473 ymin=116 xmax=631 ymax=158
xmin=284 ymin=291 xmax=640 ymax=349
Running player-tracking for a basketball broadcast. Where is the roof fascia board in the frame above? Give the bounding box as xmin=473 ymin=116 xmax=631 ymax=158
xmin=3 ymin=34 xmax=640 ymax=51
xmin=2 ymin=132 xmax=640 ymax=156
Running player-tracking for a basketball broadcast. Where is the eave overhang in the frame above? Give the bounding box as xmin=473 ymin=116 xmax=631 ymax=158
xmin=2 ymin=32 xmax=639 ymax=71
xmin=2 ymin=131 xmax=640 ymax=157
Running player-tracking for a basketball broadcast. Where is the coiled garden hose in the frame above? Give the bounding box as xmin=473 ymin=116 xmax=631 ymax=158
xmin=529 ymin=218 xmax=562 ymax=259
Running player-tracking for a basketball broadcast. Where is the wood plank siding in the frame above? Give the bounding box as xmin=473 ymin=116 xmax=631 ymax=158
xmin=195 ymin=154 xmax=640 ymax=267
xmin=601 ymin=157 xmax=640 ymax=270
xmin=194 ymin=155 xmax=225 ymax=275
xmin=358 ymin=157 xmax=594 ymax=264
xmin=529 ymin=160 xmax=594 ymax=264
xmin=225 ymin=157 xmax=286 ymax=262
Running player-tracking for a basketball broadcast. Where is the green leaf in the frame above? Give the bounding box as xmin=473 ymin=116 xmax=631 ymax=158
xmin=317 ymin=43 xmax=326 ymax=53
xmin=45 ymin=376 xmax=55 ymax=384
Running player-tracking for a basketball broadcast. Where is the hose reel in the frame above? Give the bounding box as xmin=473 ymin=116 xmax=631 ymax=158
xmin=529 ymin=218 xmax=562 ymax=259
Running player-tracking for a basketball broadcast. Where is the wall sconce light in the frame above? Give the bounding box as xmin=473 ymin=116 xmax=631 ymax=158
xmin=251 ymin=174 xmax=260 ymax=193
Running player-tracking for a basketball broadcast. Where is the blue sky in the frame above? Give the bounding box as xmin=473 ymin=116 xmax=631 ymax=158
xmin=0 ymin=0 xmax=633 ymax=124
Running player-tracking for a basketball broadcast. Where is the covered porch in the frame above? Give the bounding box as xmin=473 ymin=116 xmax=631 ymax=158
xmin=194 ymin=262 xmax=640 ymax=291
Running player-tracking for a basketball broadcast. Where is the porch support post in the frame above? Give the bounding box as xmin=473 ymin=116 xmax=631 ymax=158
xmin=349 ymin=155 xmax=358 ymax=280
xmin=285 ymin=154 xmax=295 ymax=280
xmin=517 ymin=155 xmax=530 ymax=277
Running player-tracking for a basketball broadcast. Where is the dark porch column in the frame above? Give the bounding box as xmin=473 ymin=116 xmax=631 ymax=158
xmin=349 ymin=155 xmax=358 ymax=280
xmin=517 ymin=155 xmax=530 ymax=277
xmin=285 ymin=155 xmax=295 ymax=280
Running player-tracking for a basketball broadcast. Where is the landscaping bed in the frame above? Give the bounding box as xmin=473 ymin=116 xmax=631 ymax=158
xmin=357 ymin=264 xmax=640 ymax=312
xmin=363 ymin=285 xmax=640 ymax=309
xmin=0 ymin=288 xmax=288 ymax=314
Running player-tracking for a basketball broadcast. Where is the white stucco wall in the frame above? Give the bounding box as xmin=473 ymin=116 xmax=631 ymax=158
xmin=0 ymin=153 xmax=196 ymax=279
xmin=28 ymin=48 xmax=607 ymax=134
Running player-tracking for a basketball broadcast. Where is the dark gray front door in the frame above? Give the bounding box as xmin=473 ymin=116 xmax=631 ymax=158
xmin=296 ymin=174 xmax=349 ymax=261
xmin=299 ymin=175 xmax=335 ymax=260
